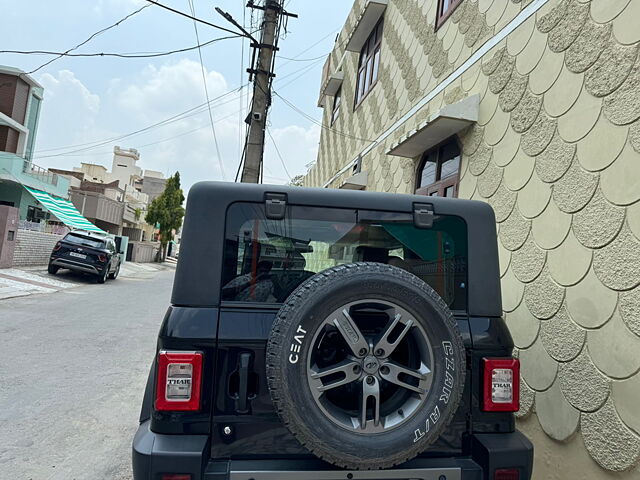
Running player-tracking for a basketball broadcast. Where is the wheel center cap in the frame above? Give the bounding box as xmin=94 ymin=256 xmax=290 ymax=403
xmin=362 ymin=355 xmax=379 ymax=374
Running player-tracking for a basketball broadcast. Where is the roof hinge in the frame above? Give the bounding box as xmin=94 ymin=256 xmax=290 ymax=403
xmin=413 ymin=203 xmax=434 ymax=229
xmin=265 ymin=192 xmax=287 ymax=220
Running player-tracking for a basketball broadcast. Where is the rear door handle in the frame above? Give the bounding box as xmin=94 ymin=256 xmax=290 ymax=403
xmin=235 ymin=352 xmax=252 ymax=413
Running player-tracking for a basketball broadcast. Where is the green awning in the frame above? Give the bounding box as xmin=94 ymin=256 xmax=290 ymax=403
xmin=25 ymin=186 xmax=106 ymax=233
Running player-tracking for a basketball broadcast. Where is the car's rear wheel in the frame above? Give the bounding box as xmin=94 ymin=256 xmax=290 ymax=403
xmin=97 ymin=267 xmax=108 ymax=284
xmin=266 ymin=263 xmax=466 ymax=470
xmin=47 ymin=264 xmax=59 ymax=275
xmin=109 ymin=263 xmax=120 ymax=280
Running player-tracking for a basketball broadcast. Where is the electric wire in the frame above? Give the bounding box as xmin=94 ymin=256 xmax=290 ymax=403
xmin=33 ymin=86 xmax=247 ymax=158
xmin=273 ymin=90 xmax=375 ymax=143
xmin=2 ymin=35 xmax=242 ymax=59
xmin=187 ymin=0 xmax=226 ymax=180
xmin=25 ymin=4 xmax=152 ymax=74
xmin=143 ymin=0 xmax=246 ymax=37
xmin=33 ymin=50 xmax=321 ymax=159
xmin=266 ymin=126 xmax=292 ymax=181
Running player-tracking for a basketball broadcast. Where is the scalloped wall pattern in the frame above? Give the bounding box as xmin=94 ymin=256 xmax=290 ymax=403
xmin=308 ymin=0 xmax=640 ymax=476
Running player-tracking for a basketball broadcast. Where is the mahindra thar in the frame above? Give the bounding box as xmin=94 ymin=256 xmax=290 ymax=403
xmin=132 ymin=181 xmax=533 ymax=480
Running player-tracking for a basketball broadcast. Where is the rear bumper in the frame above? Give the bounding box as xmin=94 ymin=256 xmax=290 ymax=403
xmin=50 ymin=257 xmax=102 ymax=274
xmin=132 ymin=420 xmax=533 ymax=480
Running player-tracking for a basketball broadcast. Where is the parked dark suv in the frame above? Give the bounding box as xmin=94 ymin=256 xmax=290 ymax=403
xmin=48 ymin=230 xmax=121 ymax=283
xmin=133 ymin=182 xmax=533 ymax=480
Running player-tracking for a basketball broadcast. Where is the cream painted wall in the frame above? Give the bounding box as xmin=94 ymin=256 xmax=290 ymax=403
xmin=310 ymin=0 xmax=640 ymax=476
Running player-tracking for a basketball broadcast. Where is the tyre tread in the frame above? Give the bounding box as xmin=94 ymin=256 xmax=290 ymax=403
xmin=266 ymin=262 xmax=466 ymax=470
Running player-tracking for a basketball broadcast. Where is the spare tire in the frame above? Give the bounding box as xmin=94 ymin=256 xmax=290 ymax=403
xmin=266 ymin=262 xmax=466 ymax=470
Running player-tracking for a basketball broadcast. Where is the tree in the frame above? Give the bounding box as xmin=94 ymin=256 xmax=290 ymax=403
xmin=145 ymin=172 xmax=185 ymax=261
xmin=288 ymin=174 xmax=305 ymax=186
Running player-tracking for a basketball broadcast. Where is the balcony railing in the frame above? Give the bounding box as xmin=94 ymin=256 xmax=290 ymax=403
xmin=23 ymin=160 xmax=58 ymax=186
xmin=19 ymin=219 xmax=70 ymax=236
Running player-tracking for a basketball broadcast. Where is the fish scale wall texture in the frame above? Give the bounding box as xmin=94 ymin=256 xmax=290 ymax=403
xmin=308 ymin=0 xmax=640 ymax=475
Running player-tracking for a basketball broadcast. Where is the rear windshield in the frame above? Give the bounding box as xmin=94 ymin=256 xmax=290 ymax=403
xmin=222 ymin=203 xmax=468 ymax=310
xmin=64 ymin=233 xmax=106 ymax=249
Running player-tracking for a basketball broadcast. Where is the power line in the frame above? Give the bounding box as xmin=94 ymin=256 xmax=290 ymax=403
xmin=266 ymin=126 xmax=292 ymax=180
xmin=144 ymin=0 xmax=244 ymax=37
xmin=273 ymin=90 xmax=375 ymax=143
xmin=1 ymin=35 xmax=241 ymax=59
xmin=26 ymin=4 xmax=152 ymax=74
xmin=38 ymin=106 xmax=248 ymax=159
xmin=33 ymin=86 xmax=247 ymax=158
xmin=275 ymin=57 xmax=325 ymax=90
xmin=278 ymin=52 xmax=329 ymax=62
xmin=187 ymin=0 xmax=226 ymax=180
xmin=33 ymin=52 xmax=321 ymax=158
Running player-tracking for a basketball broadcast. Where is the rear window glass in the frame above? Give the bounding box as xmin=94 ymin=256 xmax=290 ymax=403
xmin=64 ymin=233 xmax=105 ymax=249
xmin=222 ymin=203 xmax=468 ymax=310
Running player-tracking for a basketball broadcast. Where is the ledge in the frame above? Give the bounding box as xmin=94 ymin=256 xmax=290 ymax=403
xmin=323 ymin=71 xmax=344 ymax=97
xmin=387 ymin=95 xmax=480 ymax=158
xmin=345 ymin=0 xmax=388 ymax=53
xmin=339 ymin=171 xmax=368 ymax=190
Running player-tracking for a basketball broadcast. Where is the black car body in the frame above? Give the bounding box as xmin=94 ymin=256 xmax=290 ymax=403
xmin=48 ymin=230 xmax=121 ymax=282
xmin=133 ymin=182 xmax=533 ymax=480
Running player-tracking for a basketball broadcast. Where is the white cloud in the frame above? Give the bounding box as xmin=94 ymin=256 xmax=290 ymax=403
xmin=34 ymin=70 xmax=116 ymax=171
xmin=117 ymin=59 xmax=229 ymax=120
xmin=263 ymin=124 xmax=321 ymax=184
xmin=33 ymin=61 xmax=321 ymax=195
xmin=40 ymin=70 xmax=100 ymax=113
xmin=113 ymin=59 xmax=241 ymax=187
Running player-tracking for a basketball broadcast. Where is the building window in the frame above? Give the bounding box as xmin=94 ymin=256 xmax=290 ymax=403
xmin=331 ymin=87 xmax=342 ymax=124
xmin=415 ymin=138 xmax=461 ymax=197
xmin=437 ymin=0 xmax=463 ymax=28
xmin=355 ymin=19 xmax=383 ymax=107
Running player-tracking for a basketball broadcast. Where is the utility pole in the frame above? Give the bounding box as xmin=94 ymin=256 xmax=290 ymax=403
xmin=219 ymin=1 xmax=296 ymax=183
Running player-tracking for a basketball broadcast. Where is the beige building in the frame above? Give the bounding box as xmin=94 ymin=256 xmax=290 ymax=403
xmin=307 ymin=0 xmax=640 ymax=477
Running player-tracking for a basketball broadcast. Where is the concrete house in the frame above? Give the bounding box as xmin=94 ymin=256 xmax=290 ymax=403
xmin=0 ymin=66 xmax=70 ymax=221
xmin=306 ymin=0 xmax=640 ymax=477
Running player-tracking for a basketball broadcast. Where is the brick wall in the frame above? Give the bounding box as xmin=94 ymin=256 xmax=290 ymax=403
xmin=13 ymin=229 xmax=62 ymax=266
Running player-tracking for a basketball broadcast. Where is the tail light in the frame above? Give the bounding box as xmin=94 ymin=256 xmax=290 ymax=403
xmin=98 ymin=254 xmax=107 ymax=262
xmin=495 ymin=469 xmax=519 ymax=480
xmin=155 ymin=351 xmax=203 ymax=411
xmin=161 ymin=475 xmax=191 ymax=480
xmin=53 ymin=242 xmax=61 ymax=251
xmin=482 ymin=358 xmax=520 ymax=412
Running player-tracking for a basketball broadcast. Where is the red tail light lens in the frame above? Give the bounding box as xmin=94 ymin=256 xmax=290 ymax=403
xmin=495 ymin=468 xmax=519 ymax=480
xmin=482 ymin=358 xmax=520 ymax=412
xmin=53 ymin=242 xmax=61 ymax=251
xmin=155 ymin=351 xmax=203 ymax=411
xmin=161 ymin=475 xmax=191 ymax=480
xmin=98 ymin=254 xmax=107 ymax=262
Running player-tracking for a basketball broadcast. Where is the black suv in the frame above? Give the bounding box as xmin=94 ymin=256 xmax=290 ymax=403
xmin=48 ymin=230 xmax=121 ymax=283
xmin=133 ymin=182 xmax=533 ymax=480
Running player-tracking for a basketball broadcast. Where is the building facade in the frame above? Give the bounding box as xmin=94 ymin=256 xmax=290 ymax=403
xmin=308 ymin=0 xmax=640 ymax=477
xmin=0 ymin=66 xmax=70 ymax=221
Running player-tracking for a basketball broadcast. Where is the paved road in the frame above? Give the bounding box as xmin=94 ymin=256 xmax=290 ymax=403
xmin=0 ymin=268 xmax=175 ymax=480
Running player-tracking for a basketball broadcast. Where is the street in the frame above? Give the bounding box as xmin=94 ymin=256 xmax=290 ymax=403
xmin=0 ymin=268 xmax=174 ymax=480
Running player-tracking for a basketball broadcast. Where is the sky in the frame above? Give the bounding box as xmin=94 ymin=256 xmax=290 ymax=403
xmin=0 ymin=0 xmax=353 ymax=192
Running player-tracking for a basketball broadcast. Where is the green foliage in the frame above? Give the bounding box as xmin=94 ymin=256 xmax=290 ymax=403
xmin=134 ymin=208 xmax=142 ymax=221
xmin=145 ymin=172 xmax=185 ymax=249
xmin=288 ymin=174 xmax=305 ymax=186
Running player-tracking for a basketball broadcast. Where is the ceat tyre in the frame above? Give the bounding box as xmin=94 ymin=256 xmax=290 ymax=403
xmin=266 ymin=262 xmax=466 ymax=470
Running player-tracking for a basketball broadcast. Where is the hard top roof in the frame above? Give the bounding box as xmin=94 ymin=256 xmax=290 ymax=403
xmin=172 ymin=181 xmax=502 ymax=316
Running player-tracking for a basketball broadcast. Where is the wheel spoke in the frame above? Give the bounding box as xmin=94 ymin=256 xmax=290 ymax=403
xmin=310 ymin=359 xmax=361 ymax=393
xmin=373 ymin=313 xmax=414 ymax=358
xmin=332 ymin=309 xmax=370 ymax=358
xmin=360 ymin=377 xmax=380 ymax=429
xmin=380 ymin=361 xmax=430 ymax=394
